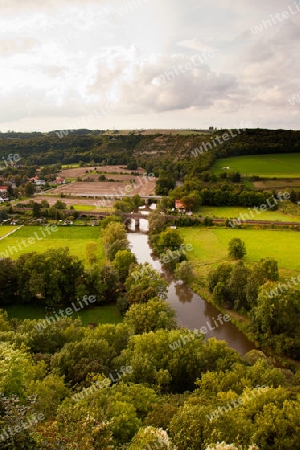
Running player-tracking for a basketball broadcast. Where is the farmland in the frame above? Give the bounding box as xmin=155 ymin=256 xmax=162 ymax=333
xmin=178 ymin=227 xmax=300 ymax=283
xmin=212 ymin=153 xmax=300 ymax=178
xmin=0 ymin=226 xmax=105 ymax=265
xmin=198 ymin=206 xmax=300 ymax=222
xmin=0 ymin=226 xmax=19 ymax=238
xmin=50 ymin=180 xmax=156 ymax=198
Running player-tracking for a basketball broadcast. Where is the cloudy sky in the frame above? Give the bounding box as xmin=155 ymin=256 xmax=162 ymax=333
xmin=0 ymin=0 xmax=299 ymax=131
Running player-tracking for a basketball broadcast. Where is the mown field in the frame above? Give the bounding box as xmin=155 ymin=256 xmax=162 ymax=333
xmin=5 ymin=304 xmax=122 ymax=325
xmin=199 ymin=206 xmax=300 ymax=222
xmin=212 ymin=153 xmax=300 ymax=178
xmin=0 ymin=226 xmax=105 ymax=265
xmin=0 ymin=225 xmax=19 ymax=238
xmin=179 ymin=227 xmax=300 ymax=283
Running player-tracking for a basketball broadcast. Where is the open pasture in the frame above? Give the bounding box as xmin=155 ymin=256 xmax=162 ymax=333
xmin=0 ymin=226 xmax=105 ymax=264
xmin=179 ymin=227 xmax=300 ymax=282
xmin=0 ymin=226 xmax=19 ymax=238
xmin=212 ymin=153 xmax=300 ymax=178
xmin=199 ymin=206 xmax=300 ymax=222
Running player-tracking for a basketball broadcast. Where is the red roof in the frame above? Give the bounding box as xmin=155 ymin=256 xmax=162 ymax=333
xmin=0 ymin=186 xmax=8 ymax=190
xmin=175 ymin=200 xmax=185 ymax=209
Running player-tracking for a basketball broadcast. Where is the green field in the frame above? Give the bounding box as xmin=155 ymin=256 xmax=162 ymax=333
xmin=0 ymin=226 xmax=105 ymax=264
xmin=199 ymin=206 xmax=300 ymax=222
xmin=71 ymin=204 xmax=114 ymax=212
xmin=0 ymin=226 xmax=19 ymax=238
xmin=5 ymin=304 xmax=122 ymax=325
xmin=212 ymin=153 xmax=300 ymax=178
xmin=179 ymin=227 xmax=300 ymax=282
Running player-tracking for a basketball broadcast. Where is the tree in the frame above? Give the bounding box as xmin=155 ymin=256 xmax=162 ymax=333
xmin=124 ymin=263 xmax=168 ymax=304
xmin=54 ymin=200 xmax=66 ymax=209
xmin=227 ymin=262 xmax=250 ymax=311
xmin=106 ymin=239 xmax=129 ymax=262
xmin=157 ymin=229 xmax=184 ymax=253
xmin=208 ymin=264 xmax=233 ymax=293
xmin=84 ymin=264 xmax=119 ymax=303
xmin=85 ymin=242 xmax=98 ymax=266
xmin=102 ymin=222 xmax=127 ymax=249
xmin=129 ymin=426 xmax=176 ymax=450
xmin=228 ymin=238 xmax=246 ymax=260
xmin=24 ymin=182 xmax=35 ymax=196
xmin=124 ymin=298 xmax=177 ymax=334
xmin=148 ymin=210 xmax=166 ymax=234
xmin=0 ymin=258 xmax=18 ymax=305
xmin=175 ymin=261 xmax=195 ymax=284
xmin=113 ymin=249 xmax=137 ymax=282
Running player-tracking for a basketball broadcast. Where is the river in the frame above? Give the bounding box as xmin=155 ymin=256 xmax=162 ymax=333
xmin=127 ymin=218 xmax=254 ymax=355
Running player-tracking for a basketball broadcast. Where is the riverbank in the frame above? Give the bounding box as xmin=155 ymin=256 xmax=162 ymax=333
xmin=127 ymin=229 xmax=254 ymax=355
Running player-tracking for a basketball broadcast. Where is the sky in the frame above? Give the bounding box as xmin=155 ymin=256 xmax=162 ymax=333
xmin=0 ymin=0 xmax=299 ymax=132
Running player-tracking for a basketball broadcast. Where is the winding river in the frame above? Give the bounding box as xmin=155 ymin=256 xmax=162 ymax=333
xmin=127 ymin=218 xmax=254 ymax=356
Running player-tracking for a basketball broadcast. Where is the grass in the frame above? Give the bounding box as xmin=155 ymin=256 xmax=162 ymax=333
xmin=4 ymin=304 xmax=122 ymax=325
xmin=212 ymin=153 xmax=300 ymax=178
xmin=0 ymin=226 xmax=19 ymax=238
xmin=0 ymin=226 xmax=105 ymax=265
xmin=179 ymin=227 xmax=300 ymax=283
xmin=71 ymin=204 xmax=95 ymax=211
xmin=198 ymin=206 xmax=300 ymax=222
xmin=71 ymin=204 xmax=114 ymax=212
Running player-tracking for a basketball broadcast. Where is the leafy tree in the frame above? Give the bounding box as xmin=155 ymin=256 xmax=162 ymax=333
xmin=175 ymin=261 xmax=195 ymax=284
xmin=28 ymin=374 xmax=70 ymax=418
xmin=0 ymin=258 xmax=18 ymax=305
xmin=54 ymin=200 xmax=66 ymax=209
xmin=124 ymin=263 xmax=168 ymax=304
xmin=50 ymin=337 xmax=111 ymax=384
xmin=227 ymin=262 xmax=250 ymax=311
xmin=85 ymin=242 xmax=98 ymax=265
xmin=213 ymin=282 xmax=228 ymax=307
xmin=0 ymin=393 xmax=41 ymax=449
xmin=124 ymin=298 xmax=177 ymax=334
xmin=129 ymin=426 xmax=176 ymax=450
xmin=84 ymin=264 xmax=119 ymax=303
xmin=32 ymin=202 xmax=42 ymax=218
xmin=16 ymin=248 xmax=85 ymax=306
xmin=113 ymin=249 xmax=137 ymax=282
xmin=228 ymin=238 xmax=246 ymax=260
xmin=148 ymin=209 xmax=166 ymax=234
xmin=24 ymin=182 xmax=35 ymax=196
xmin=156 ymin=229 xmax=184 ymax=254
xmin=251 ymin=284 xmax=300 ymax=358
xmin=208 ymin=264 xmax=232 ymax=293
xmin=0 ymin=343 xmax=43 ymax=399
xmin=102 ymin=222 xmax=127 ymax=251
xmin=106 ymin=239 xmax=129 ymax=261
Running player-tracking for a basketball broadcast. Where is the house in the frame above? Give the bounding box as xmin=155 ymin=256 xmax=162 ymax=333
xmin=0 ymin=186 xmax=8 ymax=196
xmin=175 ymin=200 xmax=185 ymax=212
xmin=56 ymin=177 xmax=66 ymax=184
xmin=35 ymin=179 xmax=46 ymax=186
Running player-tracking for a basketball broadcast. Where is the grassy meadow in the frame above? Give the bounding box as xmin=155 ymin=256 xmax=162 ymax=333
xmin=179 ymin=227 xmax=300 ymax=284
xmin=0 ymin=226 xmax=105 ymax=265
xmin=0 ymin=226 xmax=19 ymax=238
xmin=212 ymin=153 xmax=300 ymax=178
xmin=198 ymin=206 xmax=300 ymax=222
xmin=5 ymin=303 xmax=122 ymax=325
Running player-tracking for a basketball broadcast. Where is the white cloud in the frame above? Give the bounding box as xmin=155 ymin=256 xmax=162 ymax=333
xmin=0 ymin=0 xmax=299 ymax=131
